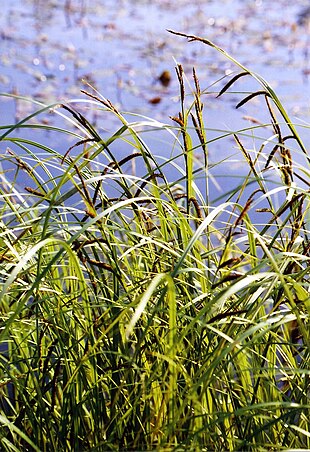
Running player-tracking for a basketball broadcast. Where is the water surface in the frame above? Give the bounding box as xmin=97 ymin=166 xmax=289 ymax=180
xmin=0 ymin=0 xmax=309 ymax=197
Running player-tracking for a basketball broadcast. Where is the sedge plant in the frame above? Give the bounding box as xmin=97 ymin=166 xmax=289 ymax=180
xmin=0 ymin=32 xmax=309 ymax=451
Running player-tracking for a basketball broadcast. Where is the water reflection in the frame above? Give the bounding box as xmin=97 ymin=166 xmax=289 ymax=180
xmin=0 ymin=0 xmax=309 ymax=193
xmin=1 ymin=1 xmax=309 ymax=116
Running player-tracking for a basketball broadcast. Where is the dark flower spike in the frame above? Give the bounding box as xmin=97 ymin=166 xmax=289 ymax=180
xmin=265 ymin=143 xmax=280 ymax=169
xmin=190 ymin=113 xmax=205 ymax=147
xmin=25 ymin=187 xmax=46 ymax=197
xmin=170 ymin=114 xmax=184 ymax=127
xmin=207 ymin=309 xmax=248 ymax=324
xmin=217 ymin=71 xmax=250 ymax=98
xmin=134 ymin=173 xmax=164 ymax=197
xmin=175 ymin=64 xmax=185 ymax=105
xmin=236 ymin=90 xmax=271 ymax=109
xmin=103 ymin=153 xmax=142 ymax=175
xmin=61 ymin=138 xmax=96 ymax=164
xmin=60 ymin=103 xmax=101 ymax=142
xmin=265 ymin=95 xmax=282 ymax=139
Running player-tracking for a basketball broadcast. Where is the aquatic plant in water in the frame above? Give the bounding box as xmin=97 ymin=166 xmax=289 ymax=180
xmin=0 ymin=32 xmax=309 ymax=451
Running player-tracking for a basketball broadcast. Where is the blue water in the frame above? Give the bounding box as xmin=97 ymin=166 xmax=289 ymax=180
xmin=0 ymin=0 xmax=309 ymax=202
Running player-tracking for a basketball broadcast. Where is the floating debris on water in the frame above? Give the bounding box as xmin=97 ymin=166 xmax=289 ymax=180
xmin=158 ymin=70 xmax=171 ymax=87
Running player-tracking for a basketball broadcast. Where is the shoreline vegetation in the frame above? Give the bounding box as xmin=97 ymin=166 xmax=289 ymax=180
xmin=0 ymin=32 xmax=309 ymax=451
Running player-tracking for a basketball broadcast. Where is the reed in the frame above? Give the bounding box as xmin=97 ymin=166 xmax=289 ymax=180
xmin=0 ymin=32 xmax=309 ymax=451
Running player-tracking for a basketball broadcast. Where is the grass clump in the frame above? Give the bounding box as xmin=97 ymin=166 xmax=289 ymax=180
xmin=0 ymin=32 xmax=309 ymax=451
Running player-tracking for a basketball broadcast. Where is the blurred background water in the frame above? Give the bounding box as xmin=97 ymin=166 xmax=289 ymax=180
xmin=0 ymin=0 xmax=309 ymax=199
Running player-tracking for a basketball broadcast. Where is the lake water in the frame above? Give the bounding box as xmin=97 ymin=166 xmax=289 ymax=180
xmin=0 ymin=0 xmax=309 ymax=200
